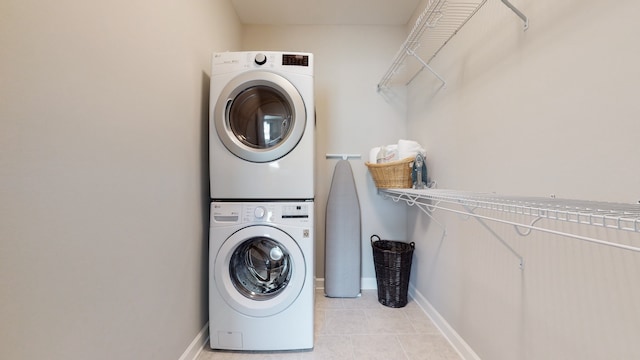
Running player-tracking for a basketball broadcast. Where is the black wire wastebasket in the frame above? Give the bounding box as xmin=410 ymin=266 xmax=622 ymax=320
xmin=370 ymin=234 xmax=415 ymax=308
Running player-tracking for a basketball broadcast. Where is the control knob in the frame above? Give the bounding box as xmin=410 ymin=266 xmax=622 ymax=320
xmin=254 ymin=206 xmax=266 ymax=219
xmin=254 ymin=53 xmax=267 ymax=65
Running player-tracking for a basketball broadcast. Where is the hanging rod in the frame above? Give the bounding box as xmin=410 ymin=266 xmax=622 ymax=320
xmin=381 ymin=188 xmax=640 ymax=253
xmin=325 ymin=154 xmax=362 ymax=160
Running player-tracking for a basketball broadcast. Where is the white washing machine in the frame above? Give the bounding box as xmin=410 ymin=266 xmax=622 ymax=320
xmin=209 ymin=51 xmax=314 ymax=200
xmin=209 ymin=201 xmax=314 ymax=351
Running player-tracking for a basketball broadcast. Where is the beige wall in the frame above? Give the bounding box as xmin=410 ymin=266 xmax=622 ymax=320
xmin=0 ymin=1 xmax=241 ymax=359
xmin=4 ymin=0 xmax=637 ymax=358
xmin=242 ymin=25 xmax=410 ymax=284
xmin=405 ymin=0 xmax=640 ymax=359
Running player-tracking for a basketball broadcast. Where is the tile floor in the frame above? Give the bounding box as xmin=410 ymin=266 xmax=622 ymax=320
xmin=197 ymin=289 xmax=462 ymax=360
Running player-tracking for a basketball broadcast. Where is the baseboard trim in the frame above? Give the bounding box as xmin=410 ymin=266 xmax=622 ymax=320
xmin=408 ymin=285 xmax=481 ymax=360
xmin=178 ymin=322 xmax=209 ymax=360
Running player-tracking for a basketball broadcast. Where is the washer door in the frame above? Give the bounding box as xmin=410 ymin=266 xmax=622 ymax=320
xmin=214 ymin=71 xmax=307 ymax=163
xmin=214 ymin=225 xmax=306 ymax=317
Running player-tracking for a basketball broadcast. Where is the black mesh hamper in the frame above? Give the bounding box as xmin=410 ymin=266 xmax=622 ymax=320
xmin=370 ymin=235 xmax=415 ymax=308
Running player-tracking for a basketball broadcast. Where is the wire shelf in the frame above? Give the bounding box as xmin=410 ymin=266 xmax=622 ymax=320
xmin=382 ymin=188 xmax=640 ymax=254
xmin=377 ymin=0 xmax=528 ymax=90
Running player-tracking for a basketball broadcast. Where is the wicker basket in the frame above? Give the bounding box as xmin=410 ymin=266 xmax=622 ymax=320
xmin=365 ymin=157 xmax=414 ymax=189
xmin=370 ymin=235 xmax=415 ymax=308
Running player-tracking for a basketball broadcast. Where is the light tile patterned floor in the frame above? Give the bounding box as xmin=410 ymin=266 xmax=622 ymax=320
xmin=197 ymin=289 xmax=461 ymax=360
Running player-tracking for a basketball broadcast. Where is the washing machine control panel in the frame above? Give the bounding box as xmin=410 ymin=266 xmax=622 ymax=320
xmin=211 ymin=203 xmax=242 ymax=223
xmin=281 ymin=204 xmax=310 ymax=219
xmin=211 ymin=202 xmax=312 ymax=225
xmin=242 ymin=205 xmax=274 ymax=222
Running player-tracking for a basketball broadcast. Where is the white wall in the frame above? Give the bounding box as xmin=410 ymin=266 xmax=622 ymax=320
xmin=405 ymin=0 xmax=640 ymax=359
xmin=0 ymin=1 xmax=241 ymax=359
xmin=242 ymin=25 xmax=409 ymax=283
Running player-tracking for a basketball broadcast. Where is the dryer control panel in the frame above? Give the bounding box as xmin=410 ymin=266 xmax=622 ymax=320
xmin=211 ymin=51 xmax=313 ymax=76
xmin=254 ymin=53 xmax=310 ymax=67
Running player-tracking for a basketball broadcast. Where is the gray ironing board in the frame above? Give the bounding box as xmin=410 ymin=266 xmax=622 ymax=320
xmin=324 ymin=160 xmax=361 ymax=297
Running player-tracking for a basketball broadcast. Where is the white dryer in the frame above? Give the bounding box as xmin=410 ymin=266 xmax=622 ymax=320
xmin=209 ymin=51 xmax=314 ymax=200
xmin=209 ymin=201 xmax=314 ymax=351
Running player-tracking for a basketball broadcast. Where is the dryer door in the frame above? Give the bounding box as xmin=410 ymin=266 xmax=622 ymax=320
xmin=214 ymin=71 xmax=307 ymax=163
xmin=214 ymin=225 xmax=306 ymax=317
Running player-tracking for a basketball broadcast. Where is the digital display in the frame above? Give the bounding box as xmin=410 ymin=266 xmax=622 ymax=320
xmin=282 ymin=54 xmax=309 ymax=67
xmin=281 ymin=204 xmax=309 ymax=218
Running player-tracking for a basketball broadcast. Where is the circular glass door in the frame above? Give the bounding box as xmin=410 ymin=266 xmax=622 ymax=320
xmin=230 ymin=237 xmax=291 ymax=301
xmin=228 ymin=87 xmax=292 ymax=150
xmin=214 ymin=71 xmax=307 ymax=163
xmin=214 ymin=225 xmax=306 ymax=317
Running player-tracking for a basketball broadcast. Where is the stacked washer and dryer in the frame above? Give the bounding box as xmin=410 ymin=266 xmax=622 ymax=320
xmin=208 ymin=51 xmax=315 ymax=351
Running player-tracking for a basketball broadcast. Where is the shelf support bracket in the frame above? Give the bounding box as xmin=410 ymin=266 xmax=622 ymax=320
xmin=385 ymin=191 xmax=448 ymax=238
xmin=464 ymin=205 xmax=525 ymax=270
xmin=500 ymin=0 xmax=529 ymax=30
xmin=405 ymin=47 xmax=447 ymax=87
xmin=414 ymin=202 xmax=448 ymax=239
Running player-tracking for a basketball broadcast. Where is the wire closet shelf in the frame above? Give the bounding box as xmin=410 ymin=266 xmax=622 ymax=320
xmin=382 ymin=188 xmax=640 ymax=253
xmin=377 ymin=0 xmax=528 ymax=90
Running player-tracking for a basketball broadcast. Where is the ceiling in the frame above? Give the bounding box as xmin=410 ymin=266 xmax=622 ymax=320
xmin=231 ymin=0 xmax=421 ymax=25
